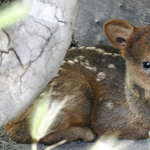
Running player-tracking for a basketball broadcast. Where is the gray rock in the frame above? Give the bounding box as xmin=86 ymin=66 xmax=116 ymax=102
xmin=74 ymin=0 xmax=150 ymax=46
xmin=0 ymin=0 xmax=81 ymax=126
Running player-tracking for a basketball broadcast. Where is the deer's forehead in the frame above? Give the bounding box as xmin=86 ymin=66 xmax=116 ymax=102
xmin=132 ymin=26 xmax=150 ymax=45
xmin=125 ymin=28 xmax=150 ymax=63
xmin=137 ymin=32 xmax=150 ymax=55
xmin=144 ymin=28 xmax=150 ymax=48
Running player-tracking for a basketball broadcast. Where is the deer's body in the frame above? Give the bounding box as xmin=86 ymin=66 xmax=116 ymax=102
xmin=4 ymin=20 xmax=150 ymax=145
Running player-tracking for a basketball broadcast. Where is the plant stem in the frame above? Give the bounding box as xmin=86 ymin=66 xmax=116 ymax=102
xmin=31 ymin=139 xmax=38 ymax=150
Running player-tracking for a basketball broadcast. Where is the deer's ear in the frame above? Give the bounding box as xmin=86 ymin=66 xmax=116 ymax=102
xmin=104 ymin=19 xmax=135 ymax=50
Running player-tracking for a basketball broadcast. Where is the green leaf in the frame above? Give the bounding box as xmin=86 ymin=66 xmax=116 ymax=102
xmin=29 ymin=94 xmax=49 ymax=141
xmin=0 ymin=1 xmax=29 ymax=29
xmin=29 ymin=93 xmax=67 ymax=142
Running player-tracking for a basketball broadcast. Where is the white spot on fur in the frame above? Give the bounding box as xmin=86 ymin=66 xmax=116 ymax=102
xmin=55 ymin=74 xmax=59 ymax=77
xmin=102 ymin=52 xmax=112 ymax=55
xmin=85 ymin=46 xmax=96 ymax=50
xmin=96 ymin=78 xmax=101 ymax=81
xmin=61 ymin=60 xmax=66 ymax=65
xmin=73 ymin=58 xmax=79 ymax=63
xmin=85 ymin=59 xmax=90 ymax=66
xmin=113 ymin=53 xmax=121 ymax=57
xmin=59 ymin=67 xmax=64 ymax=71
xmin=51 ymin=82 xmax=56 ymax=86
xmin=96 ymin=48 xmax=105 ymax=53
xmin=79 ymin=46 xmax=85 ymax=49
xmin=106 ymin=102 xmax=113 ymax=109
xmin=69 ymin=47 xmax=76 ymax=51
xmin=67 ymin=60 xmax=75 ymax=64
xmin=78 ymin=55 xmax=85 ymax=60
xmin=80 ymin=59 xmax=97 ymax=72
xmin=96 ymin=72 xmax=106 ymax=81
xmin=107 ymin=64 xmax=115 ymax=69
xmin=145 ymin=91 xmax=150 ymax=101
xmin=80 ymin=62 xmax=84 ymax=66
xmin=85 ymin=66 xmax=97 ymax=72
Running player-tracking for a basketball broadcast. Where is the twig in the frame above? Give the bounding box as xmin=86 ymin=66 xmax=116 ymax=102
xmin=44 ymin=139 xmax=67 ymax=150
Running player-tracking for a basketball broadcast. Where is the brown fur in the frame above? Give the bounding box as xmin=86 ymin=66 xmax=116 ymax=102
xmin=4 ymin=19 xmax=150 ymax=145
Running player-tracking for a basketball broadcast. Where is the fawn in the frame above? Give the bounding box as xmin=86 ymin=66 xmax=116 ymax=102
xmin=4 ymin=19 xmax=150 ymax=145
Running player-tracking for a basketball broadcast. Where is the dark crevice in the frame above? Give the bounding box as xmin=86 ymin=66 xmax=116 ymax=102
xmin=19 ymin=21 xmax=58 ymax=95
xmin=0 ymin=48 xmax=24 ymax=67
xmin=2 ymin=30 xmax=10 ymax=45
xmin=55 ymin=16 xmax=67 ymax=24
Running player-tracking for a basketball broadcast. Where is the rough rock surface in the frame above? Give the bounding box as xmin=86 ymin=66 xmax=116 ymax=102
xmin=74 ymin=0 xmax=150 ymax=46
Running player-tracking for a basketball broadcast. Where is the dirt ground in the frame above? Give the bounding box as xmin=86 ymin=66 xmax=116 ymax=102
xmin=0 ymin=127 xmax=149 ymax=150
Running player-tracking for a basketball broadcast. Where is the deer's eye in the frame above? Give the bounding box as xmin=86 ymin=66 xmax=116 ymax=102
xmin=143 ymin=61 xmax=150 ymax=69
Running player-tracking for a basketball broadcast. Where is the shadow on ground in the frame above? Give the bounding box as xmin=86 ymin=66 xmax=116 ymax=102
xmin=0 ymin=127 xmax=149 ymax=150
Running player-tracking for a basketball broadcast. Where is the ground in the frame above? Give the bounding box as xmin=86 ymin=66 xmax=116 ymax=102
xmin=0 ymin=127 xmax=149 ymax=150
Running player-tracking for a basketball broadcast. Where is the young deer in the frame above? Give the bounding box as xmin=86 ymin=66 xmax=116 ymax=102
xmin=4 ymin=19 xmax=150 ymax=145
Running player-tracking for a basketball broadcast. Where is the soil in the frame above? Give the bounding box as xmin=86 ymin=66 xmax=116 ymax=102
xmin=0 ymin=127 xmax=149 ymax=150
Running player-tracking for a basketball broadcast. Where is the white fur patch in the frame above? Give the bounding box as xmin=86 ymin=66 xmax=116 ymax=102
xmin=51 ymin=81 xmax=56 ymax=86
xmin=55 ymin=74 xmax=59 ymax=77
xmin=69 ymin=47 xmax=76 ymax=51
xmin=96 ymin=48 xmax=105 ymax=53
xmin=80 ymin=62 xmax=84 ymax=66
xmin=67 ymin=60 xmax=75 ymax=64
xmin=113 ymin=53 xmax=121 ymax=57
xmin=96 ymin=72 xmax=106 ymax=81
xmin=78 ymin=55 xmax=85 ymax=60
xmin=85 ymin=66 xmax=97 ymax=72
xmin=80 ymin=59 xmax=97 ymax=72
xmin=59 ymin=68 xmax=63 ymax=71
xmin=102 ymin=52 xmax=112 ymax=55
xmin=85 ymin=46 xmax=96 ymax=50
xmin=85 ymin=59 xmax=90 ymax=66
xmin=107 ymin=64 xmax=115 ymax=69
xmin=73 ymin=58 xmax=79 ymax=63
xmin=61 ymin=60 xmax=66 ymax=65
xmin=79 ymin=46 xmax=85 ymax=49
xmin=106 ymin=102 xmax=113 ymax=109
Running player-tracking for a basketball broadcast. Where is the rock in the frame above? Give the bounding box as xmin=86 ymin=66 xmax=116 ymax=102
xmin=0 ymin=0 xmax=81 ymax=126
xmin=74 ymin=0 xmax=150 ymax=46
